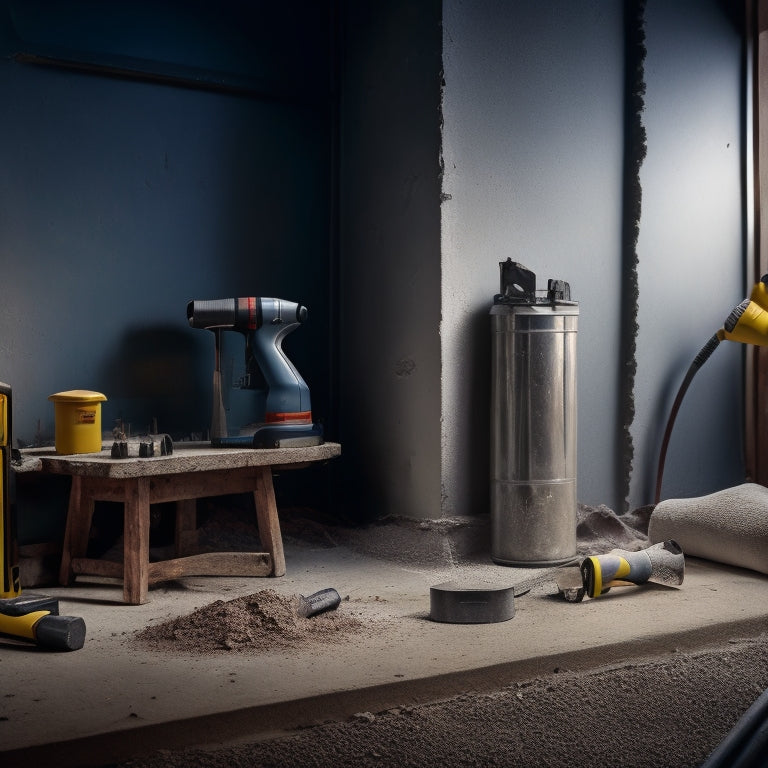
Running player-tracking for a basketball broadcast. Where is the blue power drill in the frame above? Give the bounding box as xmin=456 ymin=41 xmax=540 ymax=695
xmin=187 ymin=297 xmax=323 ymax=448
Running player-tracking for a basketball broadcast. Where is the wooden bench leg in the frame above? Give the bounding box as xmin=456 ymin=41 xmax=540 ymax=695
xmin=122 ymin=477 xmax=151 ymax=605
xmin=253 ymin=466 xmax=285 ymax=577
xmin=59 ymin=476 xmax=95 ymax=586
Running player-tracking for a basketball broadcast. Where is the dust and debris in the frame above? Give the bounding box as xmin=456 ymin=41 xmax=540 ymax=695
xmin=576 ymin=502 xmax=651 ymax=554
xmin=135 ymin=589 xmax=365 ymax=654
xmin=136 ymin=503 xmax=654 ymax=658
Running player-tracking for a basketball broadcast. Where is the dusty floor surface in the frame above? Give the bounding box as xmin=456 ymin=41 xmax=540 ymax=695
xmin=88 ymin=503 xmax=765 ymax=768
xmin=5 ymin=499 xmax=765 ymax=768
xmin=113 ymin=633 xmax=768 ymax=768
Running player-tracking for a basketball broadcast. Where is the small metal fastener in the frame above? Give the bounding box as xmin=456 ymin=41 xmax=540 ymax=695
xmin=139 ymin=441 xmax=154 ymax=458
xmin=110 ymin=441 xmax=128 ymax=459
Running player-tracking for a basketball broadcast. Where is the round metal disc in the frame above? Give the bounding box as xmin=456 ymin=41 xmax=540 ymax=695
xmin=429 ymin=581 xmax=516 ymax=624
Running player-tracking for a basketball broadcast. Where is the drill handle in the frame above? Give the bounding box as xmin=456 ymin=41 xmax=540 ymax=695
xmin=252 ymin=300 xmax=312 ymax=418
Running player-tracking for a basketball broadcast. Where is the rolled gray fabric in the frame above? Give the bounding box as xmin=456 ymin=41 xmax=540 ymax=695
xmin=649 ymin=483 xmax=768 ymax=575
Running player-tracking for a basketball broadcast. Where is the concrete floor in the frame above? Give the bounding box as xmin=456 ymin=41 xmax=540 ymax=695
xmin=1 ymin=515 xmax=767 ymax=768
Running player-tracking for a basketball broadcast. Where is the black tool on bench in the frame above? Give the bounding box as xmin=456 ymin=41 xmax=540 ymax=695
xmin=111 ymin=433 xmax=174 ymax=459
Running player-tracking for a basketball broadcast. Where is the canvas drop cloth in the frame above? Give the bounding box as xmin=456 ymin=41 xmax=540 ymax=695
xmin=649 ymin=483 xmax=768 ymax=576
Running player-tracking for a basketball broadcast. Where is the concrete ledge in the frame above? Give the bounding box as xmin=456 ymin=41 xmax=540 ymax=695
xmin=0 ymin=525 xmax=766 ymax=768
xmin=3 ymin=614 xmax=767 ymax=768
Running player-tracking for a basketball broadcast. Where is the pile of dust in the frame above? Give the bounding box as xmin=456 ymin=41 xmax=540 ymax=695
xmin=576 ymin=502 xmax=652 ymax=555
xmin=135 ymin=589 xmax=364 ymax=654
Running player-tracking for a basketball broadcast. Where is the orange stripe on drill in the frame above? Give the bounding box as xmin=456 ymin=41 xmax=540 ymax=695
xmin=265 ymin=411 xmax=312 ymax=424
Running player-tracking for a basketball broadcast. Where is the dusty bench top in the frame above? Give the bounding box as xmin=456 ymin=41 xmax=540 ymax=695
xmin=16 ymin=441 xmax=341 ymax=478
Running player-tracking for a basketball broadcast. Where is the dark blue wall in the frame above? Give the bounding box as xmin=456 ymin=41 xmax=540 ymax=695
xmin=0 ymin=1 xmax=337 ymax=541
xmin=1 ymin=0 xmax=335 ymax=446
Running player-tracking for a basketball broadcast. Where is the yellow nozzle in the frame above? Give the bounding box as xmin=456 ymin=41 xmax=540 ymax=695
xmin=751 ymin=275 xmax=768 ymax=311
xmin=719 ymin=276 xmax=768 ymax=346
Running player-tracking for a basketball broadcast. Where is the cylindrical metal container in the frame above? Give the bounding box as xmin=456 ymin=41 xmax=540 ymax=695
xmin=490 ymin=260 xmax=578 ymax=566
xmin=48 ymin=390 xmax=107 ymax=455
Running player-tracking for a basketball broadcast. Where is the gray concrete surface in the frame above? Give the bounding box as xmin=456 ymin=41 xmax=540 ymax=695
xmin=114 ymin=633 xmax=768 ymax=768
xmin=1 ymin=515 xmax=767 ymax=768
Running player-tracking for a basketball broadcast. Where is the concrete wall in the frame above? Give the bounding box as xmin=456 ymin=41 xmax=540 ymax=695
xmin=1 ymin=2 xmax=335 ymax=445
xmin=631 ymin=0 xmax=746 ymax=506
xmin=438 ymin=0 xmax=746 ymax=517
xmin=441 ymin=0 xmax=626 ymax=515
xmin=338 ymin=1 xmax=443 ymax=521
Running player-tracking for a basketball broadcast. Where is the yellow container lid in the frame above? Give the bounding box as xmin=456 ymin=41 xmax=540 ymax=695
xmin=48 ymin=390 xmax=107 ymax=403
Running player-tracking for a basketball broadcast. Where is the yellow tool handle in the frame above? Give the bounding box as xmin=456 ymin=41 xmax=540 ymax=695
xmin=0 ymin=609 xmax=50 ymax=642
xmin=0 ymin=608 xmax=86 ymax=651
xmin=581 ymin=551 xmax=651 ymax=598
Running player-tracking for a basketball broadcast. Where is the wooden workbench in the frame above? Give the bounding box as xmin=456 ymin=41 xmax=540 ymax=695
xmin=21 ymin=442 xmax=341 ymax=604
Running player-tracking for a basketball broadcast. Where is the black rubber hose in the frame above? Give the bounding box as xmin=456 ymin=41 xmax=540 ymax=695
xmin=699 ymin=686 xmax=768 ymax=768
xmin=654 ymin=333 xmax=721 ymax=504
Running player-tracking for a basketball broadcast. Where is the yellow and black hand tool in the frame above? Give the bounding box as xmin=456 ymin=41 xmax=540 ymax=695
xmin=0 ymin=381 xmax=86 ymax=651
xmin=580 ymin=539 xmax=684 ymax=598
xmin=557 ymin=539 xmax=685 ymax=602
xmin=0 ymin=594 xmax=86 ymax=651
xmin=0 ymin=381 xmax=19 ymax=600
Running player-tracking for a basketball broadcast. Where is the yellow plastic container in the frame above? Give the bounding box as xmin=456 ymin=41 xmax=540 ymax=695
xmin=48 ymin=390 xmax=107 ymax=454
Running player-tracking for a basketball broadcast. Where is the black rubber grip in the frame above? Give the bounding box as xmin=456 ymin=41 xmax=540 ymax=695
xmin=723 ymin=299 xmax=750 ymax=333
xmin=580 ymin=559 xmax=599 ymax=598
xmin=297 ymin=588 xmax=341 ymax=618
xmin=186 ymin=298 xmax=237 ymax=329
xmin=34 ymin=615 xmax=86 ymax=651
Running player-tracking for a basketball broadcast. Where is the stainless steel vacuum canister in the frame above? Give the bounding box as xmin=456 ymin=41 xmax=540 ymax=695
xmin=490 ymin=259 xmax=578 ymax=566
